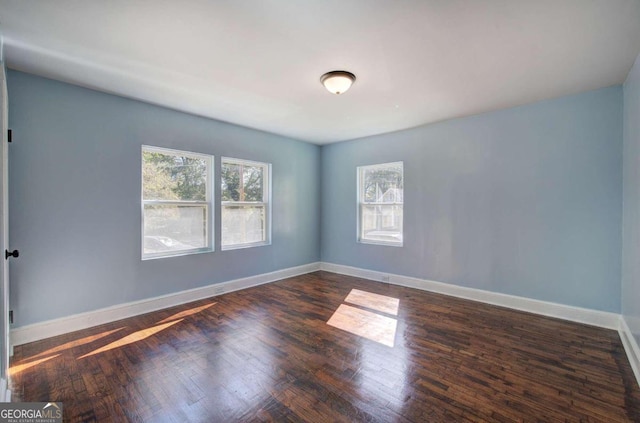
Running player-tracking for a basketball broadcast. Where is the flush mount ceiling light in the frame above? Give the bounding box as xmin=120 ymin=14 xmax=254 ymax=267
xmin=320 ymin=70 xmax=356 ymax=95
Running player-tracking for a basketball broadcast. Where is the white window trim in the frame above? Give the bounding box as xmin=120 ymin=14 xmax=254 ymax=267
xmin=221 ymin=157 xmax=272 ymax=251
xmin=141 ymin=145 xmax=214 ymax=260
xmin=357 ymin=161 xmax=404 ymax=247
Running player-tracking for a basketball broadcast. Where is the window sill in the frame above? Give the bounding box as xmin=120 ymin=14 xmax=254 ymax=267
xmin=221 ymin=241 xmax=271 ymax=251
xmin=358 ymin=239 xmax=403 ymax=247
xmin=142 ymin=247 xmax=214 ymax=261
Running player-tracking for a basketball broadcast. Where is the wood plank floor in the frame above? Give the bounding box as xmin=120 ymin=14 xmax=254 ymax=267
xmin=9 ymin=271 xmax=640 ymax=422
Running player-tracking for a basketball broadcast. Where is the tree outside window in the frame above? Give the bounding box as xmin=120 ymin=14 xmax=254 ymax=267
xmin=142 ymin=146 xmax=213 ymax=259
xmin=221 ymin=158 xmax=271 ymax=249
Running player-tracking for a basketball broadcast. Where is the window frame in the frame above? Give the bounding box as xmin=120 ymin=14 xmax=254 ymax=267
xmin=357 ymin=161 xmax=404 ymax=247
xmin=221 ymin=157 xmax=272 ymax=250
xmin=141 ymin=145 xmax=214 ymax=260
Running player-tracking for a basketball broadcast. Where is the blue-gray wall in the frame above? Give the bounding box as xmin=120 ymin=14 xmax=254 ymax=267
xmin=322 ymin=87 xmax=623 ymax=312
xmin=7 ymin=70 xmax=320 ymax=327
xmin=6 ymin=68 xmax=628 ymax=327
xmin=623 ymin=53 xmax=640 ymax=345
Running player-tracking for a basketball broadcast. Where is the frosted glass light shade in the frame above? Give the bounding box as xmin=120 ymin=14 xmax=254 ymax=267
xmin=320 ymin=71 xmax=356 ymax=95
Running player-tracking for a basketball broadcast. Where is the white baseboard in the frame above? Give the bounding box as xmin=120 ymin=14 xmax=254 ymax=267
xmin=320 ymin=262 xmax=620 ymax=330
xmin=10 ymin=262 xmax=320 ymax=347
xmin=7 ymin=260 xmax=625 ymax=354
xmin=619 ymin=316 xmax=640 ymax=387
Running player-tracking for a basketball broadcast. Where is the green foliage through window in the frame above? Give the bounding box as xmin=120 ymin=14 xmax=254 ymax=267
xmin=143 ymin=151 xmax=208 ymax=201
xmin=221 ymin=162 xmax=264 ymax=202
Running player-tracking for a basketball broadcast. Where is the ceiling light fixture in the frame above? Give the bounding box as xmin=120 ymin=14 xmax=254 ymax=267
xmin=320 ymin=70 xmax=356 ymax=95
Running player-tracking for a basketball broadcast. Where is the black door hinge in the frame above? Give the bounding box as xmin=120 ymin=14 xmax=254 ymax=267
xmin=9 ymin=310 xmax=13 ymax=324
xmin=7 ymin=129 xmax=11 ymax=143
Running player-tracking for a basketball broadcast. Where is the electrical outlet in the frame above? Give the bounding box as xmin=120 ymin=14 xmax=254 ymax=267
xmin=213 ymin=286 xmax=225 ymax=295
xmin=381 ymin=275 xmax=390 ymax=282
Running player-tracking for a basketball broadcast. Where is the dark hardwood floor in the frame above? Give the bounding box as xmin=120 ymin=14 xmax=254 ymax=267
xmin=9 ymin=271 xmax=640 ymax=422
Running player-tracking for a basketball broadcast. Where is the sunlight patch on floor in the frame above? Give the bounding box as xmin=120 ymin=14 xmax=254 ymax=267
xmin=344 ymin=289 xmax=399 ymax=315
xmin=79 ymin=319 xmax=183 ymax=358
xmin=10 ymin=354 xmax=61 ymax=376
xmin=28 ymin=327 xmax=126 ymax=360
xmin=327 ymin=304 xmax=397 ymax=347
xmin=156 ymin=302 xmax=216 ymax=324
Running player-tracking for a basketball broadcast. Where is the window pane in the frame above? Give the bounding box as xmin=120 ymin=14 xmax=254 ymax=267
xmin=143 ymin=151 xmax=208 ymax=201
xmin=221 ymin=161 xmax=264 ymax=202
xmin=358 ymin=161 xmax=403 ymax=245
xmin=362 ymin=163 xmax=403 ymax=203
xmin=361 ymin=204 xmax=403 ymax=243
xmin=221 ymin=205 xmax=265 ymax=246
xmin=242 ymin=165 xmax=264 ymax=202
xmin=221 ymin=162 xmax=241 ymax=201
xmin=144 ymin=204 xmax=207 ymax=254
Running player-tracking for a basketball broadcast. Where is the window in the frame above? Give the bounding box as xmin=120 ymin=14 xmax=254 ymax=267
xmin=142 ymin=146 xmax=213 ymax=259
xmin=221 ymin=157 xmax=271 ymax=249
xmin=358 ymin=161 xmax=404 ymax=246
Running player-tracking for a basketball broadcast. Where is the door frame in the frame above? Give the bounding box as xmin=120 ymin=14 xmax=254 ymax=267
xmin=0 ymin=63 xmax=11 ymax=401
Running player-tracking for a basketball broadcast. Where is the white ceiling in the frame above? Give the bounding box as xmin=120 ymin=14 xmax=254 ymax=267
xmin=1 ymin=1 xmax=639 ymax=144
